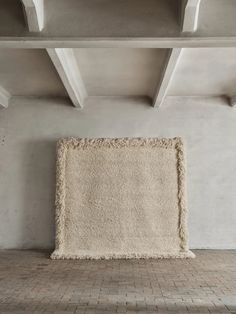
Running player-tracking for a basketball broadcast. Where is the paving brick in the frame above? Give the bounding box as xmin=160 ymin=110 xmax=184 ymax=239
xmin=0 ymin=250 xmax=235 ymax=313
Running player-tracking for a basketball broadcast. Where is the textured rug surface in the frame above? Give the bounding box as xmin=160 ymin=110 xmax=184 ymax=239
xmin=51 ymin=137 xmax=194 ymax=259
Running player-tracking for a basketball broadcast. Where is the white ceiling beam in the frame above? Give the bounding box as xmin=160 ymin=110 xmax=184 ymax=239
xmin=182 ymin=0 xmax=202 ymax=32
xmin=0 ymin=86 xmax=11 ymax=108
xmin=2 ymin=37 xmax=236 ymax=48
xmin=47 ymin=48 xmax=87 ymax=108
xmin=21 ymin=0 xmax=44 ymax=32
xmin=153 ymin=49 xmax=182 ymax=108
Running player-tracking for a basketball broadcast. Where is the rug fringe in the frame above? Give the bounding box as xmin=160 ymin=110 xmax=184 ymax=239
xmin=51 ymin=250 xmax=195 ymax=260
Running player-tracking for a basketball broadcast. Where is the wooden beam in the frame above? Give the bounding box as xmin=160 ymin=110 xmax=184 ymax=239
xmin=0 ymin=86 xmax=11 ymax=108
xmin=21 ymin=0 xmax=44 ymax=32
xmin=153 ymin=49 xmax=182 ymax=108
xmin=47 ymin=48 xmax=87 ymax=108
xmin=182 ymin=0 xmax=201 ymax=32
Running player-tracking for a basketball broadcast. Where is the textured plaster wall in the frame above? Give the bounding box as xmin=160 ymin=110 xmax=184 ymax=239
xmin=0 ymin=96 xmax=236 ymax=249
xmin=74 ymin=48 xmax=168 ymax=97
xmin=168 ymin=48 xmax=236 ymax=98
xmin=0 ymin=49 xmax=66 ymax=97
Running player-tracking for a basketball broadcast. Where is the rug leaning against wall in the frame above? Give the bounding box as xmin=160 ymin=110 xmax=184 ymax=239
xmin=51 ymin=137 xmax=195 ymax=259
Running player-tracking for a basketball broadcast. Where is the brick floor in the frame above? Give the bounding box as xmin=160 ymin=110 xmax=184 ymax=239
xmin=0 ymin=250 xmax=235 ymax=313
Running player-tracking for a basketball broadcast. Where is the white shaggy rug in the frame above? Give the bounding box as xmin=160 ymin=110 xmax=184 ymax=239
xmin=51 ymin=137 xmax=194 ymax=259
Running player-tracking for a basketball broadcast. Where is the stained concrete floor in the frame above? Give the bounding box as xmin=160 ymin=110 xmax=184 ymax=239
xmin=0 ymin=250 xmax=235 ymax=313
